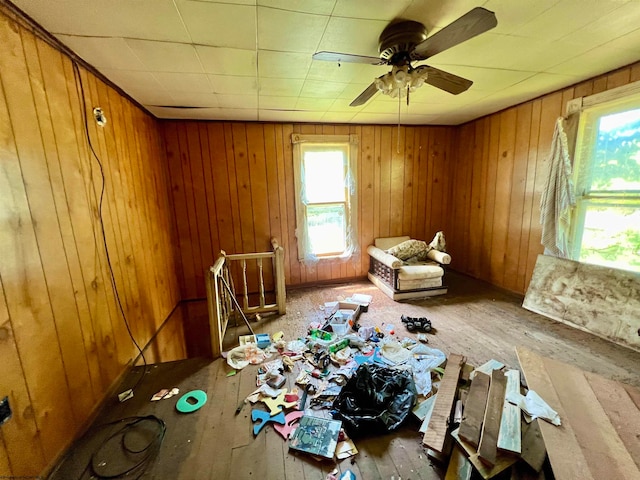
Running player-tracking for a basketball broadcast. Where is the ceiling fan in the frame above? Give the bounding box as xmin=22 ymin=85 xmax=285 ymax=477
xmin=313 ymin=7 xmax=497 ymax=107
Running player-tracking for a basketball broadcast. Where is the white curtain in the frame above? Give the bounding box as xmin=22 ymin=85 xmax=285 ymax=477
xmin=540 ymin=117 xmax=576 ymax=258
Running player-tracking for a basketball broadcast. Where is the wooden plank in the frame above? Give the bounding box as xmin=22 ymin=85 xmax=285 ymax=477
xmin=451 ymin=428 xmax=517 ymax=480
xmin=423 ymin=353 xmax=465 ymax=453
xmin=520 ymin=420 xmax=546 ymax=473
xmin=477 ymin=369 xmax=507 ymax=465
xmin=542 ymin=354 xmax=640 ymax=480
xmin=516 ymin=347 xmax=595 ymax=480
xmin=459 ymin=371 xmax=490 ymax=447
xmin=446 ymin=445 xmax=473 ymax=480
xmin=497 ymin=369 xmax=522 ymax=454
xmin=418 ymin=394 xmax=438 ymax=433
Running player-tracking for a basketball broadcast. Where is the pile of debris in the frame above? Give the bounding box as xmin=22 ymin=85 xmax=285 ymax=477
xmin=223 ymin=295 xmax=558 ymax=480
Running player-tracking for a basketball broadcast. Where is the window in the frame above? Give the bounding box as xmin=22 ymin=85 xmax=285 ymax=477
xmin=571 ymin=94 xmax=640 ymax=272
xmin=291 ymin=134 xmax=358 ymax=261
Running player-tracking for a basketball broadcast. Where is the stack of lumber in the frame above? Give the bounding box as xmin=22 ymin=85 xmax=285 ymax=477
xmin=421 ymin=355 xmax=546 ymax=480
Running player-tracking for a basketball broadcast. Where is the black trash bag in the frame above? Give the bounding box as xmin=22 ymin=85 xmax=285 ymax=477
xmin=332 ymin=363 xmax=417 ymax=434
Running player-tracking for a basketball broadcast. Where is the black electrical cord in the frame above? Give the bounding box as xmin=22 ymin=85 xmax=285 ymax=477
xmin=88 ymin=415 xmax=166 ymax=479
xmin=71 ymin=61 xmax=147 ymax=391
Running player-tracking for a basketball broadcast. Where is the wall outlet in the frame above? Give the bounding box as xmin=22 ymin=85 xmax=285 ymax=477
xmin=0 ymin=396 xmax=11 ymax=425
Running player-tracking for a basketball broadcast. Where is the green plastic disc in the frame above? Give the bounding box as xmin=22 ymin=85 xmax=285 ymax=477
xmin=176 ymin=390 xmax=207 ymax=413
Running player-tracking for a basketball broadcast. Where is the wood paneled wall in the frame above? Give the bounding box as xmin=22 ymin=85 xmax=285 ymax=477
xmin=448 ymin=62 xmax=640 ymax=295
xmin=162 ymin=121 xmax=455 ymax=299
xmin=0 ymin=10 xmax=180 ymax=476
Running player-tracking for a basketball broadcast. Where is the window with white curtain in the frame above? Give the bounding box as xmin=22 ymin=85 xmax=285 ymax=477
xmin=291 ymin=134 xmax=358 ymax=262
xmin=570 ymin=94 xmax=640 ymax=272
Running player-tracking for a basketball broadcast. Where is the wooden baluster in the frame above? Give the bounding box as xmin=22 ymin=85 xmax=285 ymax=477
xmin=242 ymin=259 xmax=249 ymax=311
xmin=257 ymin=257 xmax=265 ymax=308
xmin=271 ymin=238 xmax=287 ymax=314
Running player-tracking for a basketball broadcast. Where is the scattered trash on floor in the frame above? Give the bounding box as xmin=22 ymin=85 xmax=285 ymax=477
xmin=150 ymin=387 xmax=179 ymax=401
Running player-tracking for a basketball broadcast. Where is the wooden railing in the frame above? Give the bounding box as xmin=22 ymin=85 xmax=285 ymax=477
xmin=205 ymin=238 xmax=286 ymax=358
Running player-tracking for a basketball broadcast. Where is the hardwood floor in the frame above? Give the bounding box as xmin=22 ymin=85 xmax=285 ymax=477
xmin=50 ymin=272 xmax=640 ymax=479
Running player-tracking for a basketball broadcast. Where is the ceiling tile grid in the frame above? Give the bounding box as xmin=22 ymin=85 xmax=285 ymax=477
xmin=12 ymin=0 xmax=640 ymax=124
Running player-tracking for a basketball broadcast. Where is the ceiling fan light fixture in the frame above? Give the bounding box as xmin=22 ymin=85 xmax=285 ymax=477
xmin=374 ymin=65 xmax=429 ymax=98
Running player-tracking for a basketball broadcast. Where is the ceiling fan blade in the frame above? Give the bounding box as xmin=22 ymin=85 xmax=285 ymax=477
xmin=313 ymin=51 xmax=384 ymax=65
xmin=350 ymin=82 xmax=379 ymax=106
xmin=415 ymin=65 xmax=472 ymax=95
xmin=413 ymin=7 xmax=497 ymax=60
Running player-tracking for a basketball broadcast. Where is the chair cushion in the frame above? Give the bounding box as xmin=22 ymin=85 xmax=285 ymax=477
xmin=386 ymin=239 xmax=430 ymax=261
xmin=397 ymin=264 xmax=444 ymax=280
xmin=398 ymin=277 xmax=443 ymax=290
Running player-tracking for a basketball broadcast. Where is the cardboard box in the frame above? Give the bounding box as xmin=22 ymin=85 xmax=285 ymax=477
xmin=334 ymin=301 xmax=361 ymax=324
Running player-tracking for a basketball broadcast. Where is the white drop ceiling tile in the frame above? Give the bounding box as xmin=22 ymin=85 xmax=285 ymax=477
xmin=402 ymin=114 xmax=443 ymax=125
xmin=306 ymin=61 xmax=373 ymax=84
xmin=257 ymin=0 xmax=336 ymax=15
xmin=483 ymin=0 xmax=559 ymax=35
xmin=216 ymin=94 xmax=259 ymax=109
xmin=196 ymin=46 xmax=257 ymax=76
xmin=258 ymin=51 xmax=313 ymax=79
xmin=317 ymin=17 xmax=387 ymax=57
xmin=300 ymin=80 xmax=347 ymax=98
xmin=258 ymin=109 xmax=325 ymax=122
xmin=592 ymin=27 xmax=640 ymax=54
xmin=433 ymin=111 xmax=479 ymax=125
xmin=128 ymin=90 xmax=174 ymax=106
xmin=557 ymin=2 xmax=640 ymax=47
xmin=547 ymin=46 xmax=640 ymax=77
xmin=350 ymin=112 xmax=401 ymax=124
xmin=332 ymin=0 xmax=412 ymax=21
xmin=408 ymin=85 xmax=491 ymax=105
xmin=320 ymin=112 xmax=356 ymax=123
xmin=502 ymin=72 xmax=581 ymax=101
xmin=13 ymin=0 xmax=190 ymax=42
xmin=515 ymin=1 xmax=624 ymax=41
xmin=426 ymin=65 xmax=536 ymax=93
xmin=258 ymin=7 xmax=329 ymax=53
xmin=125 ymin=40 xmax=203 ymax=73
xmin=154 ymin=72 xmax=212 ymax=93
xmin=55 ymin=35 xmax=146 ymax=71
xmin=259 ymin=78 xmax=304 ymax=96
xmin=166 ymin=91 xmax=219 ymax=107
xmin=295 ymin=97 xmax=335 ymax=111
xmin=178 ymin=1 xmax=257 ymax=49
xmin=259 ymin=96 xmax=299 ymax=109
xmin=197 ymin=0 xmax=255 ymax=4
xmin=209 ymin=75 xmax=258 ymax=94
xmin=425 ymin=32 xmax=504 ymax=67
xmin=362 ymin=99 xmax=405 ymax=114
xmin=98 ymin=69 xmax=166 ymax=96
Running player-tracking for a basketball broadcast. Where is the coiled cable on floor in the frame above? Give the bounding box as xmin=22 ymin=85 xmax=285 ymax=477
xmin=88 ymin=415 xmax=166 ymax=479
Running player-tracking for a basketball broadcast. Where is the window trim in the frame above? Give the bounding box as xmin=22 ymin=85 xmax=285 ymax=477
xmin=291 ymin=133 xmax=359 ymax=262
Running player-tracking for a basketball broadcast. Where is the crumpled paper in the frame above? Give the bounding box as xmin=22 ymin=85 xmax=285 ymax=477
xmin=506 ymin=389 xmax=561 ymax=426
xmin=380 ymin=341 xmax=411 ymax=364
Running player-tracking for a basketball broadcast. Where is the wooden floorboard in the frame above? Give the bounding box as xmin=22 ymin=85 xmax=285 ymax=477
xmin=50 ymin=272 xmax=640 ymax=479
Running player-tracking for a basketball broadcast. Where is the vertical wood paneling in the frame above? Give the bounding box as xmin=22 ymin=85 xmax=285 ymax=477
xmin=0 ymin=10 xmax=180 ymax=475
xmin=449 ymin=61 xmax=640 ymax=294
xmin=164 ymin=122 xmax=456 ymax=293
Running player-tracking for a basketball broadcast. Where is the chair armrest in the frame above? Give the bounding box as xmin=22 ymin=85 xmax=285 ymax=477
xmin=366 ymin=245 xmax=403 ymax=268
xmin=426 ymin=249 xmax=451 ymax=265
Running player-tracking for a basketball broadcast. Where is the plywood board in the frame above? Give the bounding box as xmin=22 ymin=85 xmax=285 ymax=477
xmin=523 ymin=254 xmax=640 ymax=351
xmin=497 ymin=370 xmax=522 ymax=454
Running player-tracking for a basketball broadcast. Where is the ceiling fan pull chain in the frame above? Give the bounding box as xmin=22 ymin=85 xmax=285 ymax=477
xmin=397 ymin=92 xmax=401 ymax=154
